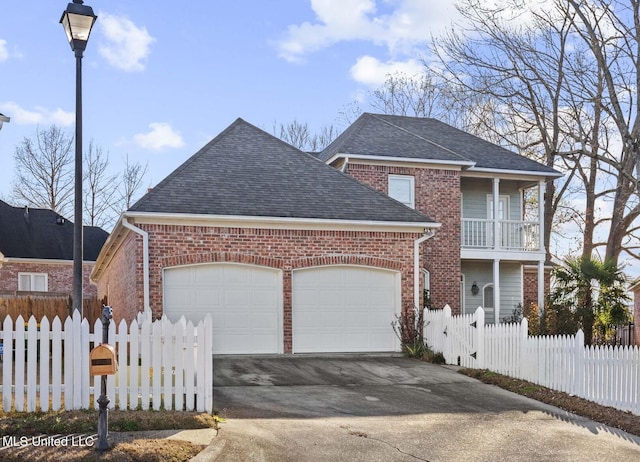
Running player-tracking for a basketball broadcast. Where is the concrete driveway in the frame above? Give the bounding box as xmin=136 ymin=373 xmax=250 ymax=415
xmin=208 ymin=355 xmax=640 ymax=461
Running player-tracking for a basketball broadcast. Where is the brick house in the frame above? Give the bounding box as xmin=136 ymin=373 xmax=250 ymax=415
xmin=0 ymin=200 xmax=108 ymax=298
xmin=318 ymin=114 xmax=561 ymax=323
xmin=91 ymin=119 xmax=436 ymax=354
xmin=91 ymin=114 xmax=560 ymax=354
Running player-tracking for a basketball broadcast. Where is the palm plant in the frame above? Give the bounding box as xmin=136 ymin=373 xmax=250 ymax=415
xmin=548 ymin=256 xmax=629 ymax=345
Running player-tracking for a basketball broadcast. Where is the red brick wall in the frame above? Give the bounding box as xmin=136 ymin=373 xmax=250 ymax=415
xmin=94 ymin=232 xmax=142 ymax=324
xmin=0 ymin=260 xmax=97 ymax=297
xmin=346 ymin=163 xmax=461 ymax=312
xmin=523 ymin=267 xmax=551 ymax=311
xmin=96 ymin=224 xmax=423 ymax=353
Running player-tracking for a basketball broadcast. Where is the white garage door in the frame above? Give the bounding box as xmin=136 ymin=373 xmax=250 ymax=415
xmin=164 ymin=263 xmax=282 ymax=354
xmin=292 ymin=265 xmax=400 ymax=353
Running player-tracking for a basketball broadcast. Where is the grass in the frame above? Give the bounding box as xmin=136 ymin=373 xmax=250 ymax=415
xmin=459 ymin=368 xmax=640 ymax=437
xmin=0 ymin=409 xmax=217 ymax=461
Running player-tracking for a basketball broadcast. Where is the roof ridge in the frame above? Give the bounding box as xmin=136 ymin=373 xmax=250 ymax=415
xmin=131 ymin=118 xmax=251 ymax=210
xmin=368 ymin=114 xmax=472 ymax=163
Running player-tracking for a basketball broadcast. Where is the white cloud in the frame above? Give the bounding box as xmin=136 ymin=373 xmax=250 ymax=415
xmin=276 ymin=0 xmax=460 ymax=62
xmin=0 ymin=102 xmax=74 ymax=126
xmin=133 ymin=122 xmax=184 ymax=151
xmin=349 ymin=55 xmax=424 ymax=86
xmin=0 ymin=39 xmax=8 ymax=62
xmin=98 ymin=12 xmax=155 ymax=72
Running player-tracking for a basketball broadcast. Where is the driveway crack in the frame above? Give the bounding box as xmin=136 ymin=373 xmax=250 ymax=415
xmin=341 ymin=425 xmax=429 ymax=461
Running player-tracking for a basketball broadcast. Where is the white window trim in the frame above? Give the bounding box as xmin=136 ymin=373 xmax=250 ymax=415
xmin=487 ymin=194 xmax=510 ymax=220
xmin=483 ymin=283 xmax=494 ymax=309
xmin=18 ymin=272 xmax=48 ymax=292
xmin=388 ymin=174 xmax=415 ymax=209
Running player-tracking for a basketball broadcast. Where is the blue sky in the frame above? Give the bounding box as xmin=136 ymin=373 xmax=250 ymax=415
xmin=6 ymin=1 xmax=637 ymax=281
xmin=0 ymin=0 xmax=460 ymax=200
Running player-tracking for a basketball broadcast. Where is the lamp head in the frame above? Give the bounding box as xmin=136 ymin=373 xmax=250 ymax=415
xmin=60 ymin=0 xmax=97 ymax=54
xmin=0 ymin=113 xmax=9 ymax=130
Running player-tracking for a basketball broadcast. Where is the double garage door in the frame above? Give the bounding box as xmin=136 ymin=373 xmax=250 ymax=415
xmin=164 ymin=263 xmax=399 ymax=354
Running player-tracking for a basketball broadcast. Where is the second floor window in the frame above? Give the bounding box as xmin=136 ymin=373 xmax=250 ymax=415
xmin=388 ymin=175 xmax=415 ymax=209
xmin=18 ymin=273 xmax=48 ymax=292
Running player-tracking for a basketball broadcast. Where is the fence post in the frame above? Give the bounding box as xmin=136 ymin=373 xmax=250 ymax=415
xmin=475 ymin=307 xmax=485 ymax=369
xmin=443 ymin=305 xmax=452 ymax=363
xmin=574 ymin=329 xmax=585 ymax=398
xmin=519 ymin=317 xmax=528 ymax=380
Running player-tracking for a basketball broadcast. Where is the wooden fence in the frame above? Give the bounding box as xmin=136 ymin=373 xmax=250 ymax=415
xmin=425 ymin=305 xmax=640 ymax=416
xmin=0 ymin=295 xmax=105 ymax=326
xmin=0 ymin=311 xmax=213 ymax=413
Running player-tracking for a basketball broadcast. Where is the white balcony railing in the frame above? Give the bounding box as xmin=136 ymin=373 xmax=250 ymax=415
xmin=462 ymin=218 xmax=540 ymax=251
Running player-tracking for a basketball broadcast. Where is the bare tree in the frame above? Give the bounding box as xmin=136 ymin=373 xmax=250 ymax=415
xmin=83 ymin=141 xmax=118 ymax=228
xmin=116 ymin=155 xmax=148 ymax=211
xmin=427 ymin=0 xmax=640 ymax=269
xmin=10 ymin=126 xmax=149 ymax=230
xmin=11 ymin=125 xmax=74 ymax=217
xmin=370 ymin=72 xmax=450 ymax=119
xmin=564 ymin=0 xmax=640 ymax=265
xmin=273 ymin=120 xmax=337 ymax=152
xmin=337 ymin=101 xmax=363 ymax=127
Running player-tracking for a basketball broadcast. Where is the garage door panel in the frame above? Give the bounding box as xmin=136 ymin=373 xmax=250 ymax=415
xmin=165 ymin=288 xmax=193 ymax=305
xmin=321 ymin=312 xmax=344 ymax=328
xmin=293 ymin=266 xmax=399 ymax=353
xmin=294 ymin=311 xmax=322 ymax=328
xmin=224 ymin=289 xmax=250 ymax=306
xmin=223 ymin=312 xmax=249 ymax=328
xmin=222 ymin=266 xmax=249 ymax=283
xmin=251 ymin=289 xmax=279 ymax=306
xmin=344 ymin=311 xmax=366 ymax=325
xmin=195 ymin=289 xmax=220 ymax=304
xmin=320 ymin=291 xmax=343 ymax=307
xmin=164 ymin=264 xmax=282 ymax=354
xmin=345 ymin=291 xmax=368 ymax=306
xmin=368 ymin=311 xmax=392 ymax=325
xmin=250 ymin=313 xmax=279 ymax=329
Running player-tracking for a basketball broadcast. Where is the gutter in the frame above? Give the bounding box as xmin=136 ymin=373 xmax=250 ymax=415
xmin=122 ymin=217 xmax=150 ymax=313
xmin=414 ymin=230 xmax=436 ymax=308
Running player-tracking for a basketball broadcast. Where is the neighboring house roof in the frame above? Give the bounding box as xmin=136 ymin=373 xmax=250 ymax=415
xmin=0 ymin=200 xmax=109 ymax=261
xmin=319 ymin=113 xmax=561 ymax=176
xmin=129 ymin=118 xmax=435 ymax=224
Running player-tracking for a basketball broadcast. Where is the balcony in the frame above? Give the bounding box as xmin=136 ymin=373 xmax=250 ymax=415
xmin=462 ymin=218 xmax=540 ymax=251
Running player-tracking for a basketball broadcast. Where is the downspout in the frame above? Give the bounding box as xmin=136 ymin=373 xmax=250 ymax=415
xmin=122 ymin=217 xmax=150 ymax=313
xmin=414 ymin=230 xmax=435 ymax=308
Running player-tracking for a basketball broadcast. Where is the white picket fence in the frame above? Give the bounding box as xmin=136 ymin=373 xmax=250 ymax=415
xmin=425 ymin=305 xmax=640 ymax=416
xmin=0 ymin=311 xmax=213 ymax=413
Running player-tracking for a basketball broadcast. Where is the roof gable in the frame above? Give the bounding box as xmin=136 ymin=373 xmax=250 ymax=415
xmin=319 ymin=113 xmax=560 ymax=176
xmin=130 ymin=118 xmax=433 ymax=224
xmin=0 ymin=201 xmax=109 ymax=260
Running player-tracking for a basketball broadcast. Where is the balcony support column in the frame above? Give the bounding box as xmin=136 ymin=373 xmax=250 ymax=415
xmin=493 ymin=259 xmax=501 ymax=323
xmin=493 ymin=178 xmax=500 ymax=250
xmin=538 ymin=180 xmax=545 ymax=252
xmin=538 ymin=260 xmax=545 ymax=314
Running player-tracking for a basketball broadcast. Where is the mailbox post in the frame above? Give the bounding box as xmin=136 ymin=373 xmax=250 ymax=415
xmin=96 ymin=306 xmax=114 ymax=451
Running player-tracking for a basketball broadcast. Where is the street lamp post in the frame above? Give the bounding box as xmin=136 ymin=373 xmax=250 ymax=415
xmin=60 ymin=0 xmax=97 ymax=315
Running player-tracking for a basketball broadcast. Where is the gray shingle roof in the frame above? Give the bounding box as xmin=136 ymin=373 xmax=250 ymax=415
xmin=319 ymin=113 xmax=560 ymax=175
xmin=0 ymin=200 xmax=109 ymax=260
xmin=130 ymin=118 xmax=433 ymax=224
